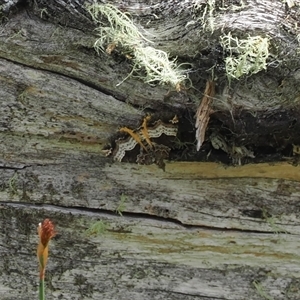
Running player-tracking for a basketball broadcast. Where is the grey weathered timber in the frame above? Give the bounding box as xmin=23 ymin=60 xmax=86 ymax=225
xmin=1 ymin=204 xmax=300 ymax=300
xmin=1 ymin=0 xmax=300 ymax=299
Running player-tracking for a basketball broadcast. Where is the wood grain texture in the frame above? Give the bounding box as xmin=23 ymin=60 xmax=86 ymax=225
xmin=1 ymin=204 xmax=300 ymax=300
xmin=0 ymin=0 xmax=300 ymax=299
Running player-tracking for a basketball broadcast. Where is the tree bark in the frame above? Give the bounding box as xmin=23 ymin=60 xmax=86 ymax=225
xmin=1 ymin=0 xmax=300 ymax=299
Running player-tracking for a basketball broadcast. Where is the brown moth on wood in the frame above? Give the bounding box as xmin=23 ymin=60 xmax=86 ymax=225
xmin=111 ymin=115 xmax=178 ymax=168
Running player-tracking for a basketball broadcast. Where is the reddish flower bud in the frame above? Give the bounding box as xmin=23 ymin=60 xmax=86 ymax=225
xmin=37 ymin=218 xmax=56 ymax=279
xmin=39 ymin=219 xmax=56 ymax=247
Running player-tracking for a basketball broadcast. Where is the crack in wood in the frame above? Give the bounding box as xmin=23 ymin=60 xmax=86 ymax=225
xmin=0 ymin=56 xmax=126 ymax=102
xmin=0 ymin=202 xmax=286 ymax=234
xmin=149 ymin=287 xmax=228 ymax=299
xmin=0 ymin=165 xmax=30 ymax=170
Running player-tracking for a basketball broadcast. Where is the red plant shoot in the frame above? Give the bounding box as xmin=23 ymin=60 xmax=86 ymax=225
xmin=37 ymin=218 xmax=56 ymax=279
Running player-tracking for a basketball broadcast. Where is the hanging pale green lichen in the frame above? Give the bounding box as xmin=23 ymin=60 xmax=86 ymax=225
xmin=193 ymin=0 xmax=216 ymax=33
xmin=220 ymin=33 xmax=270 ymax=81
xmin=86 ymin=3 xmax=187 ymax=89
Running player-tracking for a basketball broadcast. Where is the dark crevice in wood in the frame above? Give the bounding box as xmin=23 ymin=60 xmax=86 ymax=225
xmin=111 ymin=106 xmax=300 ymax=166
xmin=0 ymin=165 xmax=31 ymax=170
xmin=168 ymin=107 xmax=300 ymax=165
xmin=0 ymin=202 xmax=288 ymax=234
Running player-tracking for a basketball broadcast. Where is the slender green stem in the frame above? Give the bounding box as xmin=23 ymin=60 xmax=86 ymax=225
xmin=39 ymin=278 xmax=45 ymax=300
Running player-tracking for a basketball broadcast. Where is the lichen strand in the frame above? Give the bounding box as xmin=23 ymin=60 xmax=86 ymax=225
xmin=220 ymin=33 xmax=270 ymax=81
xmin=86 ymin=3 xmax=187 ymax=88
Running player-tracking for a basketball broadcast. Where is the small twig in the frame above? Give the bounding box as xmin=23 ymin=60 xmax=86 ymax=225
xmin=195 ymin=80 xmax=215 ymax=151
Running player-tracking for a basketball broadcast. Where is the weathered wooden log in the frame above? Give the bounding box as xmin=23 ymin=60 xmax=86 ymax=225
xmin=1 ymin=0 xmax=300 ymax=299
